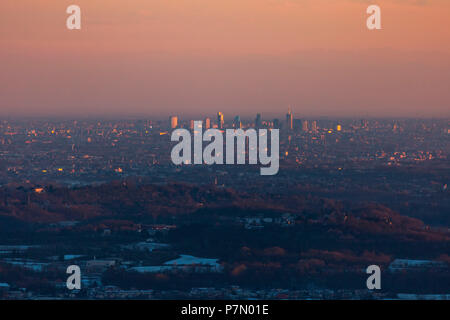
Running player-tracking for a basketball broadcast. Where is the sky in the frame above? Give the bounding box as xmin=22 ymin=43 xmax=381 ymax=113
xmin=0 ymin=0 xmax=449 ymax=118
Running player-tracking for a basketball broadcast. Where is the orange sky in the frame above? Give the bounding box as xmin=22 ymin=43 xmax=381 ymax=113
xmin=1 ymin=0 xmax=449 ymax=118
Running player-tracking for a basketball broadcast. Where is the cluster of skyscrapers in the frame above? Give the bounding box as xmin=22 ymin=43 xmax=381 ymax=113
xmin=169 ymin=107 xmax=321 ymax=134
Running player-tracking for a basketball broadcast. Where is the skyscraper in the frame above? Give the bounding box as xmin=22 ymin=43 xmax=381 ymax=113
xmin=311 ymin=120 xmax=318 ymax=133
xmin=170 ymin=116 xmax=178 ymax=129
xmin=234 ymin=115 xmax=242 ymax=129
xmin=361 ymin=119 xmax=369 ymax=130
xmin=393 ymin=122 xmax=398 ymax=133
xmin=255 ymin=113 xmax=262 ymax=129
xmin=204 ymin=117 xmax=211 ymax=129
xmin=286 ymin=107 xmax=293 ymax=131
xmin=302 ymin=120 xmax=309 ymax=132
xmin=273 ymin=118 xmax=280 ymax=129
xmin=217 ymin=112 xmax=224 ymax=129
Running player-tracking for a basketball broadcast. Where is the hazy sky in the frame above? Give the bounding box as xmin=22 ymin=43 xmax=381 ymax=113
xmin=1 ymin=0 xmax=449 ymax=118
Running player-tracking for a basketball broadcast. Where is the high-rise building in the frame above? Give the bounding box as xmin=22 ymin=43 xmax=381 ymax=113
xmin=190 ymin=120 xmax=195 ymax=130
xmin=204 ymin=117 xmax=211 ymax=129
xmin=170 ymin=116 xmax=178 ymax=129
xmin=217 ymin=112 xmax=224 ymax=129
xmin=233 ymin=116 xmax=242 ymax=129
xmin=361 ymin=119 xmax=369 ymax=130
xmin=302 ymin=120 xmax=309 ymax=132
xmin=293 ymin=119 xmax=302 ymax=131
xmin=393 ymin=122 xmax=398 ymax=133
xmin=255 ymin=113 xmax=262 ymax=128
xmin=286 ymin=107 xmax=293 ymax=131
xmin=273 ymin=118 xmax=280 ymax=129
xmin=311 ymin=120 xmax=318 ymax=133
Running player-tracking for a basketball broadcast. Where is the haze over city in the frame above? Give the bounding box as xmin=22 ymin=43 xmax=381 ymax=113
xmin=1 ymin=0 xmax=450 ymax=118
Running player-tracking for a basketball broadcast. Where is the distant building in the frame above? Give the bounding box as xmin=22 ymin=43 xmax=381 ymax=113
xmin=393 ymin=122 xmax=399 ymax=133
xmin=217 ymin=112 xmax=224 ymax=129
xmin=34 ymin=187 xmax=45 ymax=194
xmin=388 ymin=259 xmax=447 ymax=273
xmin=86 ymin=260 xmax=116 ymax=272
xmin=255 ymin=114 xmax=262 ymax=128
xmin=302 ymin=120 xmax=309 ymax=132
xmin=293 ymin=119 xmax=302 ymax=131
xmin=273 ymin=118 xmax=280 ymax=129
xmin=233 ymin=116 xmax=242 ymax=129
xmin=286 ymin=107 xmax=293 ymax=131
xmin=169 ymin=116 xmax=178 ymax=129
xmin=204 ymin=117 xmax=211 ymax=129
xmin=130 ymin=255 xmax=223 ymax=274
xmin=82 ymin=275 xmax=103 ymax=288
xmin=311 ymin=120 xmax=318 ymax=133
xmin=361 ymin=119 xmax=369 ymax=129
